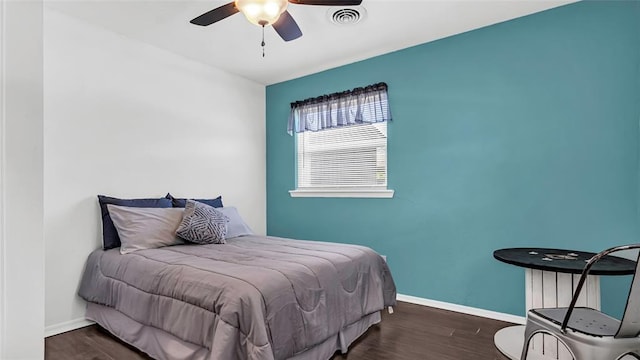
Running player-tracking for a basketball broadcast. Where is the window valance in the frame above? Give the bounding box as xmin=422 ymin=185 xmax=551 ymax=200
xmin=287 ymin=82 xmax=392 ymax=135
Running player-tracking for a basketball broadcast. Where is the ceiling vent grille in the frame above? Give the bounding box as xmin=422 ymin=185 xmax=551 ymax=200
xmin=329 ymin=7 xmax=365 ymax=25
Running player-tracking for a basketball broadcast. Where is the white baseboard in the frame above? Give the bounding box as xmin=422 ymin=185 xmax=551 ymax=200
xmin=396 ymin=293 xmax=526 ymax=325
xmin=45 ymin=318 xmax=95 ymax=337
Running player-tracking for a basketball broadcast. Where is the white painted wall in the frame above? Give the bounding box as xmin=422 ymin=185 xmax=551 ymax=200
xmin=1 ymin=0 xmax=46 ymax=358
xmin=1 ymin=1 xmax=5 ymax=353
xmin=43 ymin=9 xmax=266 ymax=334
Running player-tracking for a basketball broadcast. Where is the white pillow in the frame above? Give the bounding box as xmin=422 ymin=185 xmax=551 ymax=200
xmin=107 ymin=205 xmax=185 ymax=254
xmin=218 ymin=207 xmax=253 ymax=239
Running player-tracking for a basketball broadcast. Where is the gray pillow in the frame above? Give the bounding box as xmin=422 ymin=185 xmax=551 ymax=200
xmin=218 ymin=207 xmax=253 ymax=239
xmin=176 ymin=200 xmax=228 ymax=244
xmin=107 ymin=205 xmax=185 ymax=254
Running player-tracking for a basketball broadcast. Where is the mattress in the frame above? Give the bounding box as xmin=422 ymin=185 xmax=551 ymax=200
xmin=78 ymin=235 xmax=396 ymax=360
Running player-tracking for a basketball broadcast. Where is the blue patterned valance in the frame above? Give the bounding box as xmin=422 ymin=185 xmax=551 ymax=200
xmin=287 ymin=82 xmax=392 ymax=135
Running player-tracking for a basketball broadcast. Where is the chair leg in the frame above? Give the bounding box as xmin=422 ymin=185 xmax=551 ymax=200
xmin=521 ymin=316 xmax=555 ymax=360
xmin=520 ymin=324 xmax=537 ymax=360
xmin=520 ymin=335 xmax=533 ymax=360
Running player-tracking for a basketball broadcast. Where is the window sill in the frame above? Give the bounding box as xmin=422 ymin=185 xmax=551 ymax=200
xmin=289 ymin=189 xmax=395 ymax=198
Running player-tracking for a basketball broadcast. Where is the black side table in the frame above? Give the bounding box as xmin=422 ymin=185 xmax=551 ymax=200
xmin=494 ymin=247 xmax=635 ymax=275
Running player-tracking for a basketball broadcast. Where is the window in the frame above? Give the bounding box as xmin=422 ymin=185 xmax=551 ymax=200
xmin=288 ymin=83 xmax=394 ymax=198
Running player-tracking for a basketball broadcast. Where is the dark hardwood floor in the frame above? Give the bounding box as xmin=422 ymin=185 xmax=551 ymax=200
xmin=45 ymin=302 xmax=512 ymax=360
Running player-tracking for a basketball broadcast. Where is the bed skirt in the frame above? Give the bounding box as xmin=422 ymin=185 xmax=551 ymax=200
xmin=86 ymin=302 xmax=381 ymax=360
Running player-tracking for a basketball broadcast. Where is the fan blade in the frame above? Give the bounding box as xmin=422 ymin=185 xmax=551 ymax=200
xmin=288 ymin=0 xmax=362 ymax=5
xmin=190 ymin=2 xmax=239 ymax=26
xmin=273 ymin=11 xmax=302 ymax=42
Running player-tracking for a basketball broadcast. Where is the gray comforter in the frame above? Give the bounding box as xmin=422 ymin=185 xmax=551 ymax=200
xmin=78 ymin=235 xmax=396 ymax=360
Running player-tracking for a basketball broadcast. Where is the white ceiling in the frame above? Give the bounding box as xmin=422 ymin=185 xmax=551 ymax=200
xmin=45 ymin=0 xmax=576 ymax=85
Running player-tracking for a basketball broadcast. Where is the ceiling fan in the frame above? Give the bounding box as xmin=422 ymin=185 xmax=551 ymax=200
xmin=190 ymin=0 xmax=363 ymax=42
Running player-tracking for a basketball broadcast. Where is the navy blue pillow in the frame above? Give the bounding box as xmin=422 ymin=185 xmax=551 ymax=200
xmin=98 ymin=195 xmax=172 ymax=250
xmin=165 ymin=193 xmax=224 ymax=208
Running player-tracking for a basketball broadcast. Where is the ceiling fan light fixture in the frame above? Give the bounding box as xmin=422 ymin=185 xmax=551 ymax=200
xmin=235 ymin=0 xmax=288 ymax=26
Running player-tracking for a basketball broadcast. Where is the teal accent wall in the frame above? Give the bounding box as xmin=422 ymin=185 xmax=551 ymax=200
xmin=266 ymin=1 xmax=640 ymax=317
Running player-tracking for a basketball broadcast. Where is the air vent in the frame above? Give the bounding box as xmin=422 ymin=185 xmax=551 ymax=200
xmin=328 ymin=7 xmax=366 ymax=26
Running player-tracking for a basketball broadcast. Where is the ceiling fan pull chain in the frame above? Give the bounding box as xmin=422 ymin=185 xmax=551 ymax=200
xmin=260 ymin=21 xmax=267 ymax=58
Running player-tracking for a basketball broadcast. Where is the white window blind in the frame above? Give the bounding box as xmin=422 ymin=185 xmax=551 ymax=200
xmin=296 ymin=122 xmax=387 ymax=190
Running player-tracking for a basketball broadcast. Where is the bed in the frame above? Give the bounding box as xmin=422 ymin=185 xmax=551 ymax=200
xmin=78 ymin=234 xmax=397 ymax=360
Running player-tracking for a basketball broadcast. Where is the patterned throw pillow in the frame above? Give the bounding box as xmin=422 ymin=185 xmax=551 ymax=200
xmin=176 ymin=199 xmax=228 ymax=244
